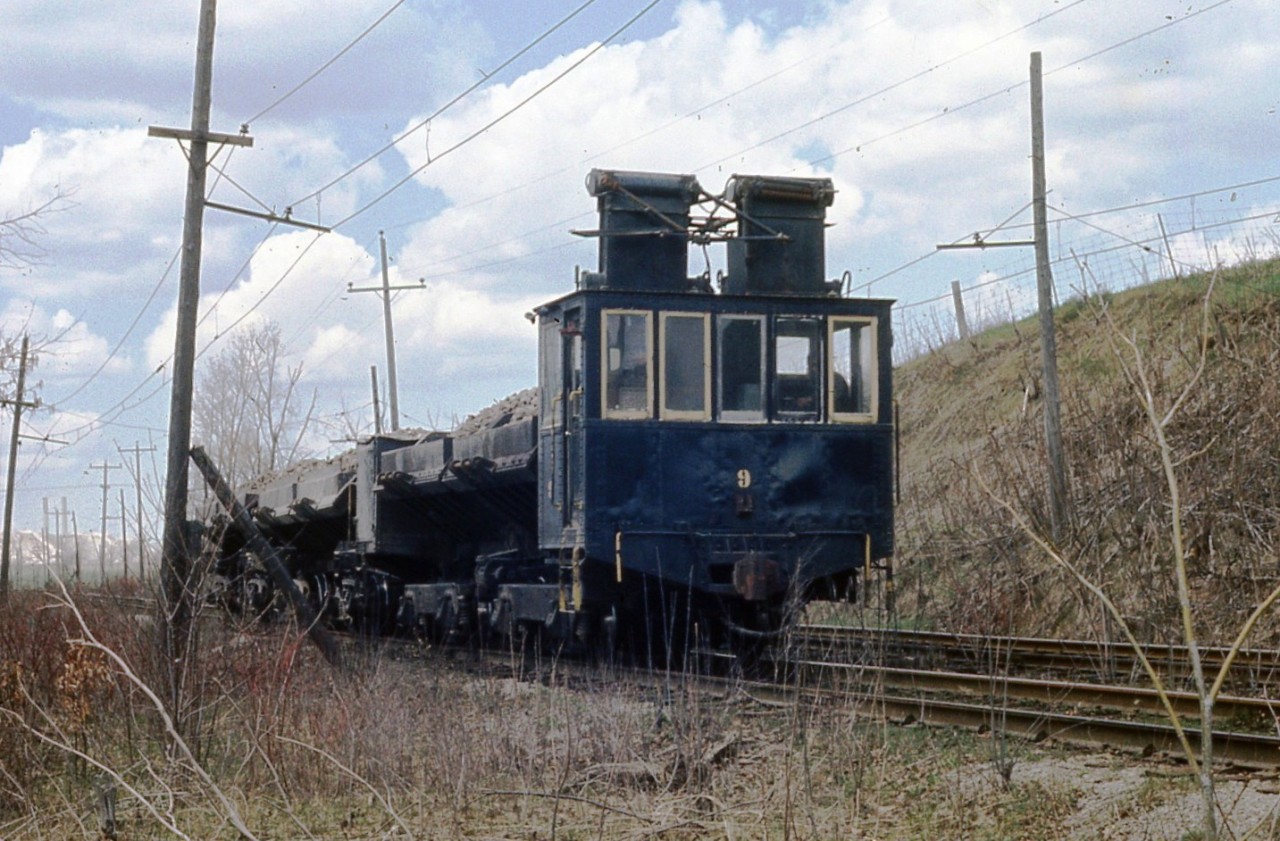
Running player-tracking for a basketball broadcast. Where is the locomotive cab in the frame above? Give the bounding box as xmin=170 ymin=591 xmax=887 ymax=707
xmin=529 ymin=170 xmax=895 ymax=645
xmin=206 ymin=167 xmax=894 ymax=657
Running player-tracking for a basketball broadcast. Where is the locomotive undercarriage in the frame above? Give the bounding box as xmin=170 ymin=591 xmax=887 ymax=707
xmin=215 ymin=542 xmax=824 ymax=662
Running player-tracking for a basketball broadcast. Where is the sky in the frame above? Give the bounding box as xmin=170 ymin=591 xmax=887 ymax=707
xmin=1 ymin=0 xmax=1278 ymax=540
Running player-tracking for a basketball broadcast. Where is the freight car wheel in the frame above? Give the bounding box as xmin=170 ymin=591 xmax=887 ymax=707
xmin=614 ymin=586 xmax=716 ymax=670
xmin=435 ymin=596 xmax=457 ymax=643
xmin=718 ymin=598 xmax=793 ymax=664
xmin=597 ymin=606 xmax=620 ymax=667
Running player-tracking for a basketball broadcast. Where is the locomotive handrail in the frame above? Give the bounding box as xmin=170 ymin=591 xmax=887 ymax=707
xmin=615 ymin=528 xmax=868 ymax=540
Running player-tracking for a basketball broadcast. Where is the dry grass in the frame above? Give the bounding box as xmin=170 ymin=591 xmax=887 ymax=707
xmin=893 ymin=259 xmax=1280 ymax=648
xmin=5 ymin=263 xmax=1280 ymax=836
xmin=4 ymin=589 xmax=1280 ymax=838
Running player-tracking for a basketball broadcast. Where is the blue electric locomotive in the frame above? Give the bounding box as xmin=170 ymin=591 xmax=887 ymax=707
xmin=210 ymin=168 xmax=895 ymax=652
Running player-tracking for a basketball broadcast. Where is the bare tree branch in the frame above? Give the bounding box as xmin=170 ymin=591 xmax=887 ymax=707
xmin=0 ymin=191 xmax=73 ymax=271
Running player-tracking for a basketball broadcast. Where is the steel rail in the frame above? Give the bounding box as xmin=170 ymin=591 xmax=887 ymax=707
xmin=797 ymin=624 xmax=1280 ymax=682
xmin=787 ymin=658 xmax=1280 ymax=722
xmin=676 ymin=657 xmax=1280 ymax=769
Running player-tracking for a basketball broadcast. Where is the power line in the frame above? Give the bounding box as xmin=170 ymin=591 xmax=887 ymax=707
xmin=406 ymin=217 xmax=588 ymax=281
xmin=47 ymin=247 xmax=179 ymax=408
xmin=144 ymin=0 xmax=1228 ymax=358
xmin=379 ymin=0 xmax=1086 ymax=270
xmin=23 ymin=0 xmax=1258 ymax=476
xmin=975 ymin=173 xmax=1280 ymax=236
xmin=439 ymin=13 xmax=892 ymax=218
xmin=180 ymin=1 xmax=652 ymax=376
xmin=895 ymin=202 xmax=1280 ymax=313
xmin=695 ymin=0 xmax=1091 ymax=174
xmin=809 ymin=0 xmax=1236 ymax=169
xmin=43 ymin=5 xmax=611 ymax=428
xmin=289 ymin=0 xmax=603 ymax=209
xmin=330 ymin=0 xmax=666 ymax=229
xmin=243 ymin=0 xmax=408 ymax=127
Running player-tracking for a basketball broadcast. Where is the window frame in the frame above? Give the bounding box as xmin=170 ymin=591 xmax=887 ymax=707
xmin=600 ymin=308 xmax=653 ymax=420
xmin=715 ymin=314 xmax=767 ymax=423
xmin=828 ymin=316 xmax=879 ymax=424
xmin=659 ymin=311 xmax=711 ymax=421
xmin=772 ymin=315 xmax=825 ymax=423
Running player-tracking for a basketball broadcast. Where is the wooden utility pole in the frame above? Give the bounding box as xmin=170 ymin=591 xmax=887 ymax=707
xmin=936 ymin=52 xmax=1069 ymax=543
xmin=347 ymin=232 xmax=425 ymax=432
xmin=56 ymin=497 xmax=65 ymax=578
xmin=90 ymin=461 xmax=122 ymax=580
xmin=370 ymin=366 xmax=383 ymax=435
xmin=71 ymin=509 xmax=81 ymax=582
xmin=118 ymin=442 xmax=155 ymax=582
xmin=41 ymin=497 xmax=50 ymax=584
xmin=950 ymin=280 xmax=970 ymax=339
xmin=149 ymin=0 xmax=251 ymax=663
xmin=119 ymin=489 xmax=129 ymax=580
xmin=1030 ymin=51 xmax=1069 ymax=542
xmin=1 ymin=336 xmax=35 ymax=596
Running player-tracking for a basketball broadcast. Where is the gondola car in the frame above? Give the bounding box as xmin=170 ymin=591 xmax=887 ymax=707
xmin=207 ymin=168 xmax=895 ymax=655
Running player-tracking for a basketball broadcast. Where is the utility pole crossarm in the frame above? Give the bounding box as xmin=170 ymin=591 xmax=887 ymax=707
xmin=343 ymin=230 xmax=427 ymax=432
xmin=936 ymin=239 xmax=1037 ymax=250
xmin=347 ymin=281 xmax=427 ymax=293
xmin=117 ymin=442 xmax=156 ymax=583
xmin=89 ymin=461 xmax=123 ymax=580
xmin=146 ymin=125 xmax=253 ymax=147
xmin=934 ymin=51 xmax=1070 ymax=544
xmin=204 ymin=200 xmax=330 ymax=232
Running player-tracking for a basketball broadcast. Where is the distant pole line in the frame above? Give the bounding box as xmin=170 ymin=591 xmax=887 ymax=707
xmin=1 ymin=336 xmax=34 ymax=596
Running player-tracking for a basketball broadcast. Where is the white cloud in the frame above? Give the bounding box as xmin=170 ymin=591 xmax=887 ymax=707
xmin=0 ymin=299 xmax=130 ymax=382
xmin=5 ymin=0 xmax=1280 ymax=528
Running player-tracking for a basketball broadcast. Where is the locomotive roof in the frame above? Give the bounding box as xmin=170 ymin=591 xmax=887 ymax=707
xmin=534 ymin=286 xmax=896 ymax=312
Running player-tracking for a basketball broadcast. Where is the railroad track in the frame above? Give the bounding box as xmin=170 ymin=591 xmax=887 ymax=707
xmin=72 ymin=592 xmax=1280 ymax=768
xmin=794 ymin=624 xmax=1280 ymax=690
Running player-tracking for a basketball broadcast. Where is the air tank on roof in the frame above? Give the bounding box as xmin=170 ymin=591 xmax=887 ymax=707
xmin=723 ymin=174 xmax=835 ymax=296
xmin=584 ymin=168 xmax=702 ymax=292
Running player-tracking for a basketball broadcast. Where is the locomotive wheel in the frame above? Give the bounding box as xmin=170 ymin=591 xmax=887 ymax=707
xmin=435 ymin=597 xmax=457 ymax=643
xmin=596 ymin=606 xmax=620 ymax=668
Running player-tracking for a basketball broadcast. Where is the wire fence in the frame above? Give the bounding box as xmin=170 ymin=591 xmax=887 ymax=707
xmin=888 ymin=198 xmax=1280 ymax=363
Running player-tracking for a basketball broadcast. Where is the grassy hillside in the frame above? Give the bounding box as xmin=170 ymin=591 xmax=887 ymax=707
xmin=892 ymin=258 xmax=1280 ymax=645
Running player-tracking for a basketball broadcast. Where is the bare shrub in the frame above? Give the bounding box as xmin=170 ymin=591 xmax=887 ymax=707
xmin=896 ymin=262 xmax=1280 ymax=648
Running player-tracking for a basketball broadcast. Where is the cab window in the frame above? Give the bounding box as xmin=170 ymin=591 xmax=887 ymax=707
xmin=602 ymin=310 xmax=651 ymax=418
xmin=717 ymin=316 xmax=765 ymax=422
xmin=830 ymin=317 xmax=877 ymax=422
xmin=660 ymin=313 xmax=710 ymax=420
xmin=774 ymin=316 xmax=822 ymax=420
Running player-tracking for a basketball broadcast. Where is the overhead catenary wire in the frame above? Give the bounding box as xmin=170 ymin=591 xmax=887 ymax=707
xmin=809 ymin=0 xmax=1237 ymax=169
xmin=242 ymin=0 xmax=408 ymax=127
xmin=23 ymin=0 xmax=1257 ymax=477
xmin=440 ymin=9 xmax=905 ymax=216
xmin=47 ymin=1 xmax=619 ymax=430
xmin=329 ymin=0 xmax=666 ymax=230
xmin=388 ymin=0 xmax=1091 ymax=265
xmin=894 ymin=202 xmax=1280 ymax=314
xmin=288 ymin=0 xmax=604 ymax=210
xmin=154 ymin=0 xmax=641 ymax=395
xmin=46 ymin=247 xmax=180 ymax=409
xmin=45 ymin=137 xmax=251 ymax=413
xmin=695 ymin=0 xmax=1092 ymax=174
xmin=191 ymin=0 xmax=1218 ymax=341
xmin=381 ymin=0 xmax=1221 ymax=287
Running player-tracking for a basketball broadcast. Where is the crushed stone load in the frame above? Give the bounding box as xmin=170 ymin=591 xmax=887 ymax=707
xmin=453 ymin=387 xmax=538 ymax=436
